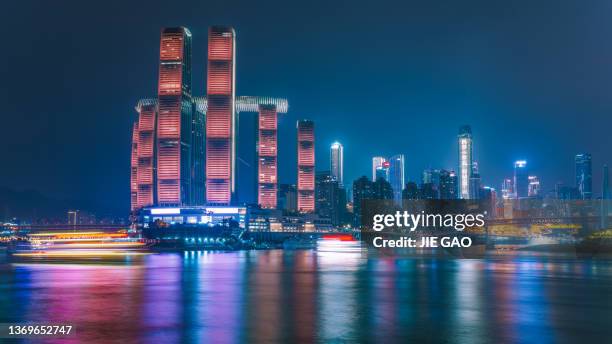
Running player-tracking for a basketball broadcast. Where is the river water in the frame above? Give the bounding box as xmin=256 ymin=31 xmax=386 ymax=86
xmin=1 ymin=248 xmax=611 ymax=343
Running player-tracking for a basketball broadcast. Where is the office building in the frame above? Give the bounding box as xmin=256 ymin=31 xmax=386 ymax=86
xmin=372 ymin=157 xmax=386 ymax=181
xmin=257 ymin=104 xmax=278 ymax=208
xmin=575 ymin=153 xmax=592 ymax=199
xmin=157 ymin=27 xmax=193 ymax=205
xmin=297 ymin=120 xmax=315 ymax=213
xmin=388 ymin=154 xmax=405 ymax=205
xmin=330 ymin=142 xmax=344 ymax=186
xmin=439 ymin=170 xmax=458 ymax=199
xmin=514 ymin=160 xmax=529 ymax=198
xmin=206 ymin=26 xmax=236 ymax=205
xmin=458 ymin=125 xmax=473 ymax=199
xmin=528 ymin=176 xmax=540 ymax=197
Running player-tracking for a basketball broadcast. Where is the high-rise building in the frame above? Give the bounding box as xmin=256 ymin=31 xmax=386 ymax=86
xmin=388 ymin=154 xmax=405 ymax=205
xmin=458 ymin=125 xmax=473 ymax=199
xmin=528 ymin=176 xmax=540 ymax=197
xmin=602 ymin=165 xmax=610 ymax=228
xmin=257 ymin=104 xmax=278 ymax=208
xmin=278 ymin=184 xmax=297 ymax=213
xmin=136 ymin=99 xmax=158 ymax=209
xmin=469 ymin=162 xmax=481 ymax=200
xmin=206 ymin=26 xmax=236 ymax=205
xmin=439 ymin=170 xmax=458 ymax=199
xmin=297 ymin=120 xmax=315 ymax=213
xmin=372 ymin=178 xmax=394 ymax=200
xmin=423 ymin=169 xmax=441 ymax=199
xmin=353 ymin=176 xmax=373 ymax=228
xmin=480 ymin=186 xmax=497 ymax=217
xmin=330 ymin=142 xmax=344 ymax=186
xmin=130 ymin=122 xmax=139 ymax=211
xmin=514 ymin=160 xmax=529 ymax=198
xmin=501 ymin=178 xmax=514 ymax=199
xmin=420 ymin=183 xmax=436 ymax=199
xmin=603 ymin=165 xmax=610 ymax=200
xmin=191 ymin=100 xmax=206 ymax=206
xmin=556 ymin=182 xmax=579 ymax=200
xmin=402 ymin=182 xmax=420 ymax=200
xmin=375 ymin=162 xmax=390 ymax=182
xmin=575 ymin=153 xmax=592 ymax=200
xmin=372 ymin=157 xmax=386 ymax=181
xmin=316 ymin=171 xmax=344 ymax=226
xmin=156 ymin=27 xmax=193 ymax=206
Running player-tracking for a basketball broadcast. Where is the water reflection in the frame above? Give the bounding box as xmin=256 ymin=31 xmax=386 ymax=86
xmin=1 ymin=252 xmax=612 ymax=343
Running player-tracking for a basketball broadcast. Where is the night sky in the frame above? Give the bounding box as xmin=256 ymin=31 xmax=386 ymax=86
xmin=2 ymin=0 xmax=612 ymax=212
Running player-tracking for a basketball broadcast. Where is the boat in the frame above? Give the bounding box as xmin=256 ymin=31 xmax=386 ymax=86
xmin=7 ymin=230 xmax=150 ymax=262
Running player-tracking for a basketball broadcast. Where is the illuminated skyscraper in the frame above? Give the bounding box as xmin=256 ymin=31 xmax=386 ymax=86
xmin=575 ymin=153 xmax=592 ymax=199
xmin=257 ymin=104 xmax=278 ymax=208
xmin=297 ymin=120 xmax=315 ymax=213
xmin=136 ymin=99 xmax=157 ymax=209
xmin=501 ymin=178 xmax=514 ymax=199
xmin=206 ymin=26 xmax=236 ymax=205
xmin=469 ymin=162 xmax=481 ymax=200
xmin=528 ymin=176 xmax=540 ymax=197
xmin=388 ymin=154 xmax=405 ymax=205
xmin=330 ymin=142 xmax=344 ymax=186
xmin=191 ymin=101 xmax=205 ymax=206
xmin=156 ymin=27 xmax=193 ymax=206
xmin=130 ymin=121 xmax=139 ymax=211
xmin=458 ymin=125 xmax=473 ymax=199
xmin=514 ymin=160 xmax=529 ymax=198
xmin=372 ymin=156 xmax=386 ymax=181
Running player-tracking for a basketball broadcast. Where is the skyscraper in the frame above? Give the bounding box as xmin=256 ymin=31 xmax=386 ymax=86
xmin=388 ymin=154 xmax=405 ymax=204
xmin=423 ymin=169 xmax=441 ymax=199
xmin=330 ymin=142 xmax=344 ymax=186
xmin=458 ymin=125 xmax=473 ymax=199
xmin=439 ymin=170 xmax=458 ymax=199
xmin=372 ymin=156 xmax=386 ymax=181
xmin=315 ymin=171 xmax=344 ymax=226
xmin=297 ymin=120 xmax=315 ymax=213
xmin=402 ymin=182 xmax=420 ymax=200
xmin=206 ymin=26 xmax=236 ymax=205
xmin=575 ymin=153 xmax=592 ymax=199
xmin=514 ymin=160 xmax=529 ymax=198
xmin=136 ymin=99 xmax=157 ymax=209
xmin=130 ymin=121 xmax=139 ymax=212
xmin=528 ymin=176 xmax=540 ymax=197
xmin=603 ymin=165 xmax=610 ymax=200
xmin=469 ymin=162 xmax=481 ymax=200
xmin=375 ymin=162 xmax=390 ymax=182
xmin=353 ymin=176 xmax=373 ymax=228
xmin=602 ymin=165 xmax=610 ymax=228
xmin=501 ymin=178 xmax=514 ymax=199
xmin=156 ymin=27 xmax=193 ymax=206
xmin=257 ymin=104 xmax=278 ymax=208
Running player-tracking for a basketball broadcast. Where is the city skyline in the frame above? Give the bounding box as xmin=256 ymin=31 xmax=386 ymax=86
xmin=2 ymin=0 xmax=612 ymax=214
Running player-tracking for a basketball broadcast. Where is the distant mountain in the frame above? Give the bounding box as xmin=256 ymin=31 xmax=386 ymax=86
xmin=0 ymin=187 xmax=126 ymax=223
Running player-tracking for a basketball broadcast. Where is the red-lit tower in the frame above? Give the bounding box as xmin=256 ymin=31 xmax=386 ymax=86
xmin=206 ymin=26 xmax=236 ymax=205
xmin=130 ymin=121 xmax=139 ymax=212
xmin=136 ymin=99 xmax=157 ymax=208
xmin=258 ymin=104 xmax=278 ymax=208
xmin=156 ymin=27 xmax=193 ymax=206
xmin=297 ymin=120 xmax=315 ymax=213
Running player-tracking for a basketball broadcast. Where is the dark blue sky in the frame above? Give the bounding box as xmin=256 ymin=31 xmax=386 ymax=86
xmin=1 ymin=0 xmax=611 ymax=210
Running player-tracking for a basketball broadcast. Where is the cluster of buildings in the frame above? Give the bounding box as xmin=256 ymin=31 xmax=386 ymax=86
xmin=350 ymin=125 xmax=610 ymax=227
xmin=130 ymin=26 xmax=341 ymax=232
xmin=130 ymin=26 xmax=610 ymax=233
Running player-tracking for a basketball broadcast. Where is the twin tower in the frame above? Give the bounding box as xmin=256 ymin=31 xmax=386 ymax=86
xmin=130 ymin=27 xmax=315 ymax=213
